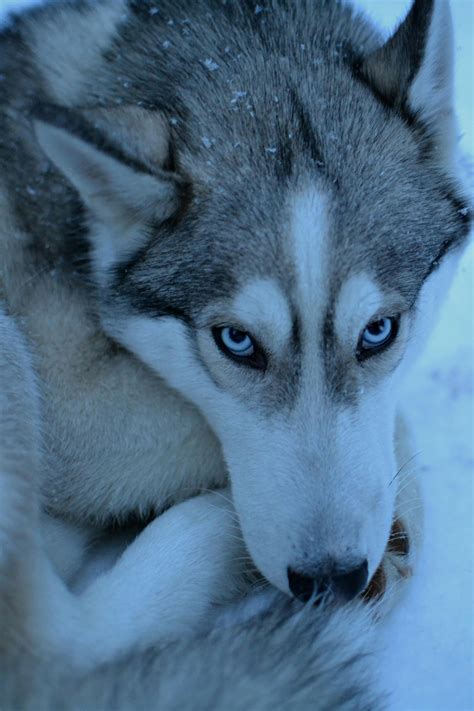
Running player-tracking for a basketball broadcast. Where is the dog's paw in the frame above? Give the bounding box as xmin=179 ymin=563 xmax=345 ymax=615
xmin=159 ymin=490 xmax=251 ymax=612
xmin=76 ymin=489 xmax=249 ymax=664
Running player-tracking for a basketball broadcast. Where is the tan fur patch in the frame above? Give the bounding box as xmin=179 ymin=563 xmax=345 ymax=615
xmin=387 ymin=518 xmax=410 ymax=557
xmin=362 ymin=564 xmax=386 ymax=602
xmin=361 ymin=518 xmax=410 ymax=603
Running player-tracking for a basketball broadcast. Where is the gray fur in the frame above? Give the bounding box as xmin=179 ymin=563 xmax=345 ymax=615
xmin=0 ymin=0 xmax=468 ymax=706
xmin=0 ymin=0 xmax=470 ymax=521
xmin=0 ymin=302 xmax=386 ymax=710
xmin=1 ymin=600 xmax=384 ymax=711
xmin=0 ymin=305 xmax=42 ymax=657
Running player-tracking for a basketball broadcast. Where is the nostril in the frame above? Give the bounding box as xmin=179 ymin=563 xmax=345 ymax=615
xmin=331 ymin=559 xmax=368 ymax=601
xmin=287 ymin=567 xmax=315 ymax=602
xmin=288 ymin=560 xmax=369 ymax=603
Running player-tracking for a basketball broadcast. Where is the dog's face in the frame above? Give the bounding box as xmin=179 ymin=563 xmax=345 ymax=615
xmin=35 ymin=0 xmax=471 ymax=599
xmin=113 ymin=197 xmax=404 ymax=595
xmin=97 ymin=181 xmax=463 ymax=597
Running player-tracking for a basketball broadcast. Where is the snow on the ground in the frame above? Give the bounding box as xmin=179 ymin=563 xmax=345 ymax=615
xmin=358 ymin=4 xmax=473 ymax=710
xmin=378 ymin=244 xmax=473 ymax=711
xmin=0 ymin=1 xmax=472 ymax=709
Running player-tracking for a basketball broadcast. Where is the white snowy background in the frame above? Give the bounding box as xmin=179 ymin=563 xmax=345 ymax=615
xmin=0 ymin=1 xmax=472 ymax=709
xmin=360 ymin=5 xmax=473 ymax=710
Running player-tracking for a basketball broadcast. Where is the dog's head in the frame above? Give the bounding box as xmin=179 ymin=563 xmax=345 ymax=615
xmin=35 ymin=0 xmax=470 ymax=599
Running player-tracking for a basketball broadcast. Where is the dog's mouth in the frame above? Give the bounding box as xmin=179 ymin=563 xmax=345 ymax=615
xmin=247 ymin=517 xmax=412 ymax=607
xmin=306 ymin=518 xmax=412 ymax=606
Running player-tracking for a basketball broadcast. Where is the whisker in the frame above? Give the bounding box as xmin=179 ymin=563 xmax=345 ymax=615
xmin=389 ymin=451 xmax=421 ymax=488
xmin=395 ymin=503 xmax=423 ymax=519
xmin=394 ymin=475 xmax=419 ymax=499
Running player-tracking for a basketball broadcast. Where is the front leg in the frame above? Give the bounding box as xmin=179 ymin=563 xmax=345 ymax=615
xmin=74 ymin=491 xmax=248 ymax=666
xmin=10 ymin=491 xmax=247 ymax=671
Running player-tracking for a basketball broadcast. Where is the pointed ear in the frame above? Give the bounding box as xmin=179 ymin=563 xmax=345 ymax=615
xmin=358 ymin=0 xmax=458 ymax=167
xmin=33 ymin=105 xmax=184 ymax=268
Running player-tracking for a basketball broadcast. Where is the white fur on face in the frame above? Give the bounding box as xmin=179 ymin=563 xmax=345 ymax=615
xmin=114 ymin=316 xmax=217 ymax=408
xmin=290 ymin=186 xmax=330 ymax=325
xmin=334 ymin=274 xmax=384 ymax=347
xmin=227 ymin=279 xmax=293 ymax=350
xmin=197 ymin=278 xmax=293 ymax=355
xmin=112 ymin=193 xmax=464 ymax=595
xmin=107 ymin=238 xmax=465 ymax=596
xmin=111 ymin=188 xmax=402 ymax=594
xmin=284 ymin=186 xmax=330 ymax=408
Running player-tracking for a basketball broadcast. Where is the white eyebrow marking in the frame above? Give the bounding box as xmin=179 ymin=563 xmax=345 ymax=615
xmin=290 ymin=186 xmax=330 ymax=332
xmin=230 ymin=279 xmax=293 ymax=349
xmin=334 ymin=274 xmax=384 ymax=345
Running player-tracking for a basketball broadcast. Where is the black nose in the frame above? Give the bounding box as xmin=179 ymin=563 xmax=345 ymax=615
xmin=288 ymin=560 xmax=368 ymax=603
xmin=331 ymin=560 xmax=368 ymax=600
xmin=287 ymin=568 xmax=317 ymax=602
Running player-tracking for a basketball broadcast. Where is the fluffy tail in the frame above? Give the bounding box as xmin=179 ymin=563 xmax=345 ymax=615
xmin=70 ymin=596 xmax=385 ymax=711
xmin=2 ymin=593 xmax=384 ymax=710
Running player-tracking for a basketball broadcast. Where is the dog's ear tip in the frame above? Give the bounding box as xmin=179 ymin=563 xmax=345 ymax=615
xmin=358 ymin=0 xmax=457 ymax=167
xmin=33 ymin=105 xmax=182 ymax=234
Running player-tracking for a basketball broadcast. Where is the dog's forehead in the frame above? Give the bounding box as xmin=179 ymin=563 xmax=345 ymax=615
xmin=286 ymin=186 xmax=388 ymax=340
xmin=190 ymin=81 xmax=465 ymax=310
xmin=287 ymin=186 xmax=331 ymax=325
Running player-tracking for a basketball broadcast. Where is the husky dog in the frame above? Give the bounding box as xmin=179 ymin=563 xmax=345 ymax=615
xmin=0 ymin=0 xmax=471 ymax=706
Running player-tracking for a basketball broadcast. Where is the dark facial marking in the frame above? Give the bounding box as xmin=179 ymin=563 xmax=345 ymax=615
xmin=288 ymin=87 xmax=325 ymax=168
xmin=320 ymin=302 xmax=358 ymax=405
xmin=291 ymin=310 xmax=302 ymax=359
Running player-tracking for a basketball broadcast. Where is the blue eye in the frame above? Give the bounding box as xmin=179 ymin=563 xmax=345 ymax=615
xmin=220 ymin=327 xmax=255 ymax=356
xmin=358 ymin=316 xmax=399 ymax=359
xmin=212 ymin=326 xmax=266 ymax=370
